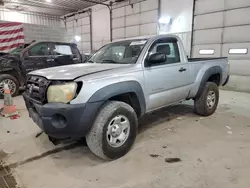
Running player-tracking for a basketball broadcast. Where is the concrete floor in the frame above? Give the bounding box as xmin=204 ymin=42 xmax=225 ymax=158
xmin=0 ymin=90 xmax=250 ymax=188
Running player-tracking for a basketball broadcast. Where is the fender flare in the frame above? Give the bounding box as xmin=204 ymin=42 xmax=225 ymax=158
xmin=88 ymin=81 xmax=146 ymax=116
xmin=0 ymin=67 xmax=24 ymax=86
xmin=196 ymin=66 xmax=222 ymax=98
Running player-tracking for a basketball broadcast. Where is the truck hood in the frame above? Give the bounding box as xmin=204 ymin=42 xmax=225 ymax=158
xmin=29 ymin=63 xmax=130 ymax=80
xmin=0 ymin=54 xmax=20 ymax=67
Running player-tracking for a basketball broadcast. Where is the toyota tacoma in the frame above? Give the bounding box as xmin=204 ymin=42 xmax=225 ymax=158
xmin=23 ymin=35 xmax=230 ymax=160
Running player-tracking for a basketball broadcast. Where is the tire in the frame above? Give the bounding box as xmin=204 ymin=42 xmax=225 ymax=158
xmin=0 ymin=74 xmax=19 ymax=98
xmin=194 ymin=82 xmax=219 ymax=116
xmin=86 ymin=101 xmax=138 ymax=160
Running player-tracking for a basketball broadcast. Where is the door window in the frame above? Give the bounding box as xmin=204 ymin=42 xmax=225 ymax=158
xmin=148 ymin=38 xmax=180 ymax=65
xmin=28 ymin=43 xmax=49 ymax=56
xmin=53 ymin=44 xmax=73 ymax=55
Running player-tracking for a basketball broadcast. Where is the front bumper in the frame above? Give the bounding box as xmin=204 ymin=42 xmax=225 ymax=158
xmin=23 ymin=92 xmax=102 ymax=139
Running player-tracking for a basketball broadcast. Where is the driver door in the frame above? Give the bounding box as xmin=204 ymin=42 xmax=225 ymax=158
xmin=22 ymin=43 xmax=50 ymax=73
xmin=143 ymin=37 xmax=191 ymax=112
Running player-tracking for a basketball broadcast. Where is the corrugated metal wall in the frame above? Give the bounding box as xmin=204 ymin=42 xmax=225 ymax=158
xmin=192 ymin=0 xmax=250 ymax=92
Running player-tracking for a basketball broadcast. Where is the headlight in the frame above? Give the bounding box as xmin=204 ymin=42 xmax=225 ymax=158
xmin=47 ymin=82 xmax=77 ymax=103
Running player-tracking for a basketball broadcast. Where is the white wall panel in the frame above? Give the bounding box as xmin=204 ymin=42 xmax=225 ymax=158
xmin=92 ymin=6 xmax=110 ymax=45
xmin=81 ymin=17 xmax=90 ymax=25
xmin=112 ymin=7 xmax=125 ymax=18
xmin=82 ymin=34 xmax=91 ymax=42
xmin=195 ymin=0 xmax=224 ymax=15
xmin=113 ymin=28 xmax=125 ymax=39
xmin=225 ymin=0 xmax=250 ymax=9
xmin=193 ymin=29 xmax=222 ymax=45
xmin=126 ymin=14 xmax=140 ymax=26
xmin=140 ymin=10 xmax=158 ymax=24
xmin=194 ymin=12 xmax=223 ymax=30
xmin=223 ymin=25 xmax=250 ymax=43
xmin=140 ymin=23 xmax=157 ymax=36
xmin=225 ymin=8 xmax=250 ymax=27
xmin=113 ymin=17 xmax=125 ymax=28
xmin=125 ymin=25 xmax=139 ymax=38
xmin=125 ymin=4 xmax=140 ymax=15
xmin=228 ymin=60 xmax=250 ymax=76
xmin=140 ymin=0 xmax=158 ymax=12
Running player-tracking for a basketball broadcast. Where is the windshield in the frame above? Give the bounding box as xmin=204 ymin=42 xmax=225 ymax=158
xmin=88 ymin=39 xmax=148 ymax=64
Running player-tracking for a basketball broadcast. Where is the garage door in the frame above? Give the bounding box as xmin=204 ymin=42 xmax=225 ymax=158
xmin=192 ymin=0 xmax=250 ymax=80
xmin=112 ymin=0 xmax=158 ymax=40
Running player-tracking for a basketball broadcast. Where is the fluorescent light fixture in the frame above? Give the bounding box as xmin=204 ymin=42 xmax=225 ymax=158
xmin=229 ymin=48 xmax=248 ymax=54
xmin=199 ymin=49 xmax=214 ymax=55
xmin=158 ymin=16 xmax=171 ymax=24
xmin=74 ymin=35 xmax=81 ymax=42
xmin=46 ymin=0 xmax=51 ymax=2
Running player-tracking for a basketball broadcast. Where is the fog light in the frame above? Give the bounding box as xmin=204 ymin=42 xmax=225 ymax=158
xmin=51 ymin=114 xmax=67 ymax=128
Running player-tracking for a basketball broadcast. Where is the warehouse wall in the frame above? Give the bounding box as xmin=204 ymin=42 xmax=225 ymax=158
xmin=23 ymin=23 xmax=66 ymax=43
xmin=64 ymin=0 xmax=194 ymax=55
xmin=0 ymin=10 xmax=67 ymax=45
xmin=160 ymin=0 xmax=193 ymax=56
xmin=192 ymin=0 xmax=250 ymax=92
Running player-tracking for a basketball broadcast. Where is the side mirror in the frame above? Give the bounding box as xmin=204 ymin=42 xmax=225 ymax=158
xmin=23 ymin=51 xmax=29 ymax=60
xmin=147 ymin=52 xmax=166 ymax=66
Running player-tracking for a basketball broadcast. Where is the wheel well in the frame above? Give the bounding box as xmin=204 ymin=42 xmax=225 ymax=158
xmin=109 ymin=92 xmax=141 ymax=117
xmin=0 ymin=70 xmax=22 ymax=85
xmin=207 ymin=74 xmax=220 ymax=86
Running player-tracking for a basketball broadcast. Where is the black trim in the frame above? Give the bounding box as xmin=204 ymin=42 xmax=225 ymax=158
xmin=23 ymin=92 xmax=103 ymax=139
xmin=88 ymin=81 xmax=146 ymax=116
xmin=222 ymin=75 xmax=230 ymax=86
xmin=196 ymin=66 xmax=222 ymax=98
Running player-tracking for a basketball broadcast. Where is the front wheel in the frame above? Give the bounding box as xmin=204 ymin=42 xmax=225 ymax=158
xmin=86 ymin=101 xmax=138 ymax=160
xmin=194 ymin=82 xmax=219 ymax=116
xmin=0 ymin=74 xmax=19 ymax=98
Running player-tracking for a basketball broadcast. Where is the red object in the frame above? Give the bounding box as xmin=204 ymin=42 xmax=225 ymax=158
xmin=10 ymin=115 xmax=20 ymax=120
xmin=0 ymin=22 xmax=24 ymax=53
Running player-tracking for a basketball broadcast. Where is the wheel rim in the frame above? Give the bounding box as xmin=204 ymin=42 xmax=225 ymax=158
xmin=207 ymin=90 xmax=216 ymax=109
xmin=0 ymin=79 xmax=17 ymax=95
xmin=106 ymin=115 xmax=130 ymax=148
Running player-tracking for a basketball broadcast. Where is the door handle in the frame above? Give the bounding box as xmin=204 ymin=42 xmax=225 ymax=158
xmin=73 ymin=58 xmax=80 ymax=61
xmin=179 ymin=67 xmax=187 ymax=72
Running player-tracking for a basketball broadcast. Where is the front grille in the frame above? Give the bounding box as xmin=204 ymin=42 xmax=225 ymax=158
xmin=26 ymin=76 xmax=51 ymax=104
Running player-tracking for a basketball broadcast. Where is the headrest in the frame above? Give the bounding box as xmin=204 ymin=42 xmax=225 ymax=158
xmin=156 ymin=44 xmax=170 ymax=55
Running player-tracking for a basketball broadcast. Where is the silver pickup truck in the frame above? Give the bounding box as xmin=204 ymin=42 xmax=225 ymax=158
xmin=23 ymin=35 xmax=230 ymax=160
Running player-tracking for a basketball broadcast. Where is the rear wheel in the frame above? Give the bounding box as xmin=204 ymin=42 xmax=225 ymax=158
xmin=0 ymin=74 xmax=19 ymax=98
xmin=86 ymin=101 xmax=138 ymax=160
xmin=194 ymin=82 xmax=219 ymax=116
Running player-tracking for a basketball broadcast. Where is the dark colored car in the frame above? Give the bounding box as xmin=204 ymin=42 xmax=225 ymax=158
xmin=0 ymin=41 xmax=82 ymax=97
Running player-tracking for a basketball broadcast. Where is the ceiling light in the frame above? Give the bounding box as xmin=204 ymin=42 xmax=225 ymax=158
xmin=74 ymin=35 xmax=81 ymax=42
xmin=158 ymin=16 xmax=172 ymax=24
xmin=46 ymin=0 xmax=51 ymax=2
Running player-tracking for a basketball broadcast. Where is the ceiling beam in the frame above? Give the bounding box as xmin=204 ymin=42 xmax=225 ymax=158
xmin=3 ymin=0 xmax=77 ymax=12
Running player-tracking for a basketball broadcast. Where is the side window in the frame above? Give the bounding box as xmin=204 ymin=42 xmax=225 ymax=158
xmin=53 ymin=44 xmax=73 ymax=55
xmin=28 ymin=43 xmax=49 ymax=56
xmin=148 ymin=39 xmax=180 ymax=65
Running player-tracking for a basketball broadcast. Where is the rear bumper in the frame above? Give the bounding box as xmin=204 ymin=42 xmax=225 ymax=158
xmin=23 ymin=92 xmax=102 ymax=139
xmin=222 ymin=75 xmax=230 ymax=86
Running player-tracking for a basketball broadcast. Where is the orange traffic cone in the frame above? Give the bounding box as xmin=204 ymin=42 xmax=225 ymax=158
xmin=1 ymin=84 xmax=18 ymax=118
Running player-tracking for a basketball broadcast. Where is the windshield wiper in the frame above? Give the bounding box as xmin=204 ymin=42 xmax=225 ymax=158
xmin=101 ymin=59 xmax=119 ymax=64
